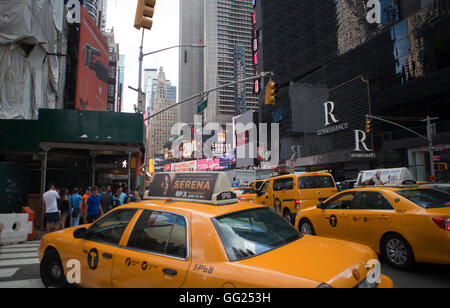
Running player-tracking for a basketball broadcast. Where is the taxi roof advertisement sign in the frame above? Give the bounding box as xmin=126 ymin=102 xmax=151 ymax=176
xmin=75 ymin=6 xmax=109 ymax=111
xmin=149 ymin=173 xmax=219 ymax=201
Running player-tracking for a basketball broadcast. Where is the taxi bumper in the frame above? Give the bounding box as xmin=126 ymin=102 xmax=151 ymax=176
xmin=377 ymin=274 xmax=394 ymax=288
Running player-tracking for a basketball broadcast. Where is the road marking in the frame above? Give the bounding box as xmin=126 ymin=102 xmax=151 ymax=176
xmin=0 ymin=258 xmax=40 ymax=267
xmin=0 ymin=268 xmax=19 ymax=278
xmin=0 ymin=248 xmax=38 ymax=253
xmin=1 ymin=243 xmax=40 ymax=249
xmin=0 ymin=279 xmax=44 ymax=288
xmin=0 ymin=252 xmax=38 ymax=260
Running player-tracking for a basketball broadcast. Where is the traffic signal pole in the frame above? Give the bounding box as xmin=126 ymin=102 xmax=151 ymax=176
xmin=144 ymin=72 xmax=272 ymax=121
xmin=366 ymin=114 xmax=439 ymax=178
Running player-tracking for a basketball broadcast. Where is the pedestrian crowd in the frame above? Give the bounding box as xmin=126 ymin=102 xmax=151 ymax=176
xmin=42 ymin=182 xmax=145 ymax=233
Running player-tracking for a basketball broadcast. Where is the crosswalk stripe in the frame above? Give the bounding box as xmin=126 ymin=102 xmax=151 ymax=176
xmin=1 ymin=244 xmax=40 ymax=249
xmin=0 ymin=279 xmax=44 ymax=288
xmin=0 ymin=248 xmax=38 ymax=253
xmin=0 ymin=258 xmax=40 ymax=267
xmin=0 ymin=252 xmax=38 ymax=260
xmin=0 ymin=268 xmax=19 ymax=278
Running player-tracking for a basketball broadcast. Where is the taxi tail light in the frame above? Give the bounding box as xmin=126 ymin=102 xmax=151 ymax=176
xmin=295 ymin=200 xmax=301 ymax=210
xmin=432 ymin=218 xmax=450 ymax=231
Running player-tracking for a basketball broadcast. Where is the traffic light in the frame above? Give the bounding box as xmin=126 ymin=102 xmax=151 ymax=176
xmin=265 ymin=81 xmax=278 ymax=105
xmin=134 ymin=0 xmax=156 ymax=30
xmin=366 ymin=119 xmax=372 ymax=134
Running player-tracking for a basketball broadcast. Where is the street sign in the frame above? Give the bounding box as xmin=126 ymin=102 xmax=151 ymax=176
xmin=198 ymin=99 xmax=208 ymax=114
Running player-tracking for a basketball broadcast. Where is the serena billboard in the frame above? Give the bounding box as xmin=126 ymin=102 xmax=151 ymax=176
xmin=75 ymin=6 xmax=109 ymax=111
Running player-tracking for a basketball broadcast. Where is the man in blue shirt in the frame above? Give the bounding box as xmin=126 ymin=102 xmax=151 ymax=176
xmin=86 ymin=186 xmax=104 ymax=223
xmin=69 ymin=187 xmax=83 ymax=227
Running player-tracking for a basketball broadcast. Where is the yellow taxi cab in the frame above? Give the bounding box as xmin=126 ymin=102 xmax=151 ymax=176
xmin=38 ymin=172 xmax=393 ymax=288
xmin=295 ymin=182 xmax=450 ymax=270
xmin=232 ymin=187 xmax=258 ymax=203
xmin=254 ymin=172 xmax=338 ymax=224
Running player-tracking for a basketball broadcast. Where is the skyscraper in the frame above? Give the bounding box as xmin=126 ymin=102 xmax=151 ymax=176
xmin=117 ymin=54 xmax=125 ymax=112
xmin=179 ymin=0 xmax=258 ymax=125
xmin=148 ymin=67 xmax=178 ymax=157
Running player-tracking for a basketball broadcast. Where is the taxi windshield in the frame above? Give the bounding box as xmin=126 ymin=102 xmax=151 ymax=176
xmin=396 ymin=189 xmax=450 ymax=209
xmin=213 ymin=208 xmax=302 ymax=262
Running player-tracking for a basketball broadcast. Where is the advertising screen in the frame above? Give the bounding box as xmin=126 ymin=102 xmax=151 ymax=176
xmin=148 ymin=173 xmax=219 ymax=201
xmin=75 ymin=6 xmax=109 ymax=111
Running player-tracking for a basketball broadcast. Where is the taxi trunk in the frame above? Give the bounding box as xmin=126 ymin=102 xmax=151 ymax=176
xmin=237 ymin=235 xmax=383 ymax=288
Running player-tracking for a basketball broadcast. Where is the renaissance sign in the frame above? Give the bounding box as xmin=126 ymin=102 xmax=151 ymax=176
xmin=294 ymin=76 xmax=375 ymax=159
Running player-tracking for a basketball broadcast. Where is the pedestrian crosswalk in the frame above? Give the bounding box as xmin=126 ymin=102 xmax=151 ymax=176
xmin=0 ymin=241 xmax=44 ymax=288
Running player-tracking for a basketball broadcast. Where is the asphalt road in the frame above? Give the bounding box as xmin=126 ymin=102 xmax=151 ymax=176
xmin=0 ymin=241 xmax=448 ymax=288
xmin=381 ymin=261 xmax=450 ymax=288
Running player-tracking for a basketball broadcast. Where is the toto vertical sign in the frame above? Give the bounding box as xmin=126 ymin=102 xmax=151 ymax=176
xmin=75 ymin=6 xmax=109 ymax=111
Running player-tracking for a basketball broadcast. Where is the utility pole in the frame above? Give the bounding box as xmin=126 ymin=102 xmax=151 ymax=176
xmin=366 ymin=115 xmax=439 ymax=178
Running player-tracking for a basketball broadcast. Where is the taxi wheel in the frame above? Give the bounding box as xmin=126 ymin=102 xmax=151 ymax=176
xmin=40 ymin=249 xmax=69 ymax=288
xmin=299 ymin=219 xmax=316 ymax=236
xmin=381 ymin=234 xmax=415 ymax=270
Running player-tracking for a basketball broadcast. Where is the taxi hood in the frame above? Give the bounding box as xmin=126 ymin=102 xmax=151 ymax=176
xmin=237 ymin=235 xmax=377 ymax=287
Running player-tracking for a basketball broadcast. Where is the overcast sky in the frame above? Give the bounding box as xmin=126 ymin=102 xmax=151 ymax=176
xmin=105 ymin=0 xmax=180 ymax=113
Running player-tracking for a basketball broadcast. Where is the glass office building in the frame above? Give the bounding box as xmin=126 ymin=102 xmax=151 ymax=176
xmin=255 ymin=0 xmax=450 ymax=181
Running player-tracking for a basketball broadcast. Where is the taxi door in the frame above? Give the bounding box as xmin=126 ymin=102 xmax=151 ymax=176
xmin=78 ymin=208 xmax=139 ymax=288
xmin=346 ymin=191 xmax=394 ymax=248
xmin=314 ymin=192 xmax=355 ymax=240
xmin=112 ymin=210 xmax=191 ymax=288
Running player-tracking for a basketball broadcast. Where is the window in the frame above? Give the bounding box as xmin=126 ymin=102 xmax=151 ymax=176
xmin=299 ymin=176 xmax=335 ymax=189
xmin=213 ymin=208 xmax=301 ymax=262
xmin=259 ymin=181 xmax=270 ymax=195
xmin=86 ymin=209 xmax=137 ymax=245
xmin=396 ymin=189 xmax=450 ymax=209
xmin=353 ymin=192 xmax=394 ymax=210
xmin=324 ymin=192 xmax=356 ymax=210
xmin=127 ymin=210 xmax=188 ymax=259
xmin=273 ymin=177 xmax=294 ymax=191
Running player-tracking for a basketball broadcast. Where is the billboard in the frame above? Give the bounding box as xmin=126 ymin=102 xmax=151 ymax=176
xmin=75 ymin=6 xmax=109 ymax=111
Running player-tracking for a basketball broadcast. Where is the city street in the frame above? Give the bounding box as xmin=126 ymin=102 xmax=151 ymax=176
xmin=1 ymin=0 xmax=450 ymax=291
xmin=0 ymin=239 xmax=448 ymax=289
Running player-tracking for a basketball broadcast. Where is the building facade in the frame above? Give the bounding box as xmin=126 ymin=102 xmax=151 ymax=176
xmin=255 ymin=0 xmax=450 ymax=182
xmin=117 ymin=54 xmax=125 ymax=112
xmin=179 ymin=0 xmax=258 ymax=125
xmin=148 ymin=68 xmax=178 ymax=158
xmin=103 ymin=28 xmax=119 ymax=112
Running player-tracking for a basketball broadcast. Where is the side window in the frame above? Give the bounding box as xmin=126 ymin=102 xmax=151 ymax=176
xmin=353 ymin=192 xmax=394 ymax=210
xmin=259 ymin=182 xmax=270 ymax=195
xmin=86 ymin=209 xmax=137 ymax=245
xmin=324 ymin=192 xmax=356 ymax=210
xmin=273 ymin=178 xmax=294 ymax=191
xmin=127 ymin=210 xmax=188 ymax=259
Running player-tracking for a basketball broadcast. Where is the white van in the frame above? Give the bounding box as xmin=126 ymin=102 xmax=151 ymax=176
xmin=355 ymin=168 xmax=414 ymax=187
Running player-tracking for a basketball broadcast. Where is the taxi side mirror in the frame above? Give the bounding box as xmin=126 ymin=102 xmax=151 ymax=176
xmin=317 ymin=203 xmax=326 ymax=210
xmin=73 ymin=227 xmax=87 ymax=239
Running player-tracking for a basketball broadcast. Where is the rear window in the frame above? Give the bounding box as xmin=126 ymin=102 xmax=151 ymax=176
xmin=299 ymin=176 xmax=335 ymax=189
xmin=396 ymin=189 xmax=450 ymax=209
xmin=213 ymin=208 xmax=301 ymax=262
